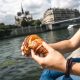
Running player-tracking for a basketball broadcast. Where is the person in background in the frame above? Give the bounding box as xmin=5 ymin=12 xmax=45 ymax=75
xmin=31 ymin=29 xmax=80 ymax=80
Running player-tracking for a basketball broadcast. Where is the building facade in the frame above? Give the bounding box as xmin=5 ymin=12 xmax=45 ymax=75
xmin=42 ymin=8 xmax=80 ymax=24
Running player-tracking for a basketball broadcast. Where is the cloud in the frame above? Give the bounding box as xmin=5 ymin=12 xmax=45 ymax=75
xmin=0 ymin=0 xmax=51 ymax=24
xmin=22 ymin=0 xmax=51 ymax=19
xmin=51 ymin=0 xmax=80 ymax=9
xmin=0 ymin=0 xmax=22 ymax=24
xmin=0 ymin=0 xmax=80 ymax=25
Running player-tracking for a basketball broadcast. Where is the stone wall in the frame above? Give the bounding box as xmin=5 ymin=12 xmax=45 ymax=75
xmin=10 ymin=26 xmax=49 ymax=37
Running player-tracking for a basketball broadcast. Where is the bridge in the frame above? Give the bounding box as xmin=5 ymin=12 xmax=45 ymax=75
xmin=47 ymin=17 xmax=80 ymax=30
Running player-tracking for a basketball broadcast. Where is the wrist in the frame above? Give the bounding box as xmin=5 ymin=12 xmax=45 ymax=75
xmin=62 ymin=59 xmax=67 ymax=72
xmin=56 ymin=58 xmax=67 ymax=72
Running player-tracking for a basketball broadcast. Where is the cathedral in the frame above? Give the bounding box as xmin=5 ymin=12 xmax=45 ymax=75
xmin=15 ymin=4 xmax=33 ymax=26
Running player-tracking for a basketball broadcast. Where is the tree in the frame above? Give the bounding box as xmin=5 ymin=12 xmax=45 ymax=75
xmin=21 ymin=19 xmax=29 ymax=27
xmin=0 ymin=24 xmax=12 ymax=38
xmin=36 ymin=20 xmax=41 ymax=26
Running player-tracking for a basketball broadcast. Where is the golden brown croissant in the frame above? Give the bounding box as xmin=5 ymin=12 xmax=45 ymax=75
xmin=21 ymin=34 xmax=48 ymax=57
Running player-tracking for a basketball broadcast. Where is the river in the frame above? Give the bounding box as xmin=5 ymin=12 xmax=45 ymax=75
xmin=0 ymin=28 xmax=80 ymax=80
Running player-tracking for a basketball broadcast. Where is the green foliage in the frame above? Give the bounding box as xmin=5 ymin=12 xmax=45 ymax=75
xmin=30 ymin=20 xmax=36 ymax=26
xmin=21 ymin=19 xmax=29 ymax=27
xmin=35 ymin=20 xmax=41 ymax=26
xmin=0 ymin=23 xmax=12 ymax=38
xmin=21 ymin=19 xmax=41 ymax=27
xmin=7 ymin=25 xmax=18 ymax=29
xmin=30 ymin=20 xmax=41 ymax=26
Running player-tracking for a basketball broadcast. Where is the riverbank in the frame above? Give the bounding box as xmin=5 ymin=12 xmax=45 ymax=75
xmin=0 ymin=26 xmax=50 ymax=40
xmin=0 ymin=24 xmax=80 ymax=40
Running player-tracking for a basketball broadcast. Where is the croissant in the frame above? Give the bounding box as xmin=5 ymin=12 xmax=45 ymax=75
xmin=21 ymin=34 xmax=48 ymax=57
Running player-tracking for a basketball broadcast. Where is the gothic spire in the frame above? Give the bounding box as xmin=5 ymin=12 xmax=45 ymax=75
xmin=21 ymin=2 xmax=24 ymax=14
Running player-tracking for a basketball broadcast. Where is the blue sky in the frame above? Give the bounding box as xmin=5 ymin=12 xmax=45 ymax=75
xmin=0 ymin=0 xmax=80 ymax=25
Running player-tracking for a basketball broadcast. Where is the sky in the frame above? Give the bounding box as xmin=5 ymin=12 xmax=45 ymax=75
xmin=0 ymin=0 xmax=80 ymax=25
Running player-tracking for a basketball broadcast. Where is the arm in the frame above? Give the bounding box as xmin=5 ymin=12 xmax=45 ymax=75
xmin=31 ymin=42 xmax=80 ymax=76
xmin=49 ymin=29 xmax=80 ymax=54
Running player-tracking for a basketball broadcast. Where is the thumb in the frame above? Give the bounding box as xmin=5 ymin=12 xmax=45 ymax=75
xmin=31 ymin=49 xmax=45 ymax=65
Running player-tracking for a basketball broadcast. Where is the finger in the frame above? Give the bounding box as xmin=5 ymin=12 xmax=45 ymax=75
xmin=31 ymin=49 xmax=45 ymax=65
xmin=42 ymin=42 xmax=53 ymax=51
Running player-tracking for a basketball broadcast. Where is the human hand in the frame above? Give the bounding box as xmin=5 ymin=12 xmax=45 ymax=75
xmin=31 ymin=42 xmax=66 ymax=72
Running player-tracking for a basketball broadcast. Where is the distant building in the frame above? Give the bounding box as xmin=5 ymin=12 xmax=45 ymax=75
xmin=42 ymin=8 xmax=80 ymax=24
xmin=15 ymin=4 xmax=32 ymax=26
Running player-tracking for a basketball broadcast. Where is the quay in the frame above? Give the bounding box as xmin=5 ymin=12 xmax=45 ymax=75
xmin=1 ymin=16 xmax=80 ymax=40
xmin=4 ymin=22 xmax=80 ymax=39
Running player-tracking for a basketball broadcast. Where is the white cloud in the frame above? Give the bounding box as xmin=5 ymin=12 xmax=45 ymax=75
xmin=0 ymin=0 xmax=80 ymax=25
xmin=0 ymin=0 xmax=51 ymax=24
xmin=22 ymin=0 xmax=51 ymax=19
xmin=51 ymin=0 xmax=80 ymax=10
xmin=0 ymin=0 xmax=22 ymax=24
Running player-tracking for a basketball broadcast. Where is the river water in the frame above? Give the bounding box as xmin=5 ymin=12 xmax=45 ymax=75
xmin=0 ymin=28 xmax=80 ymax=80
